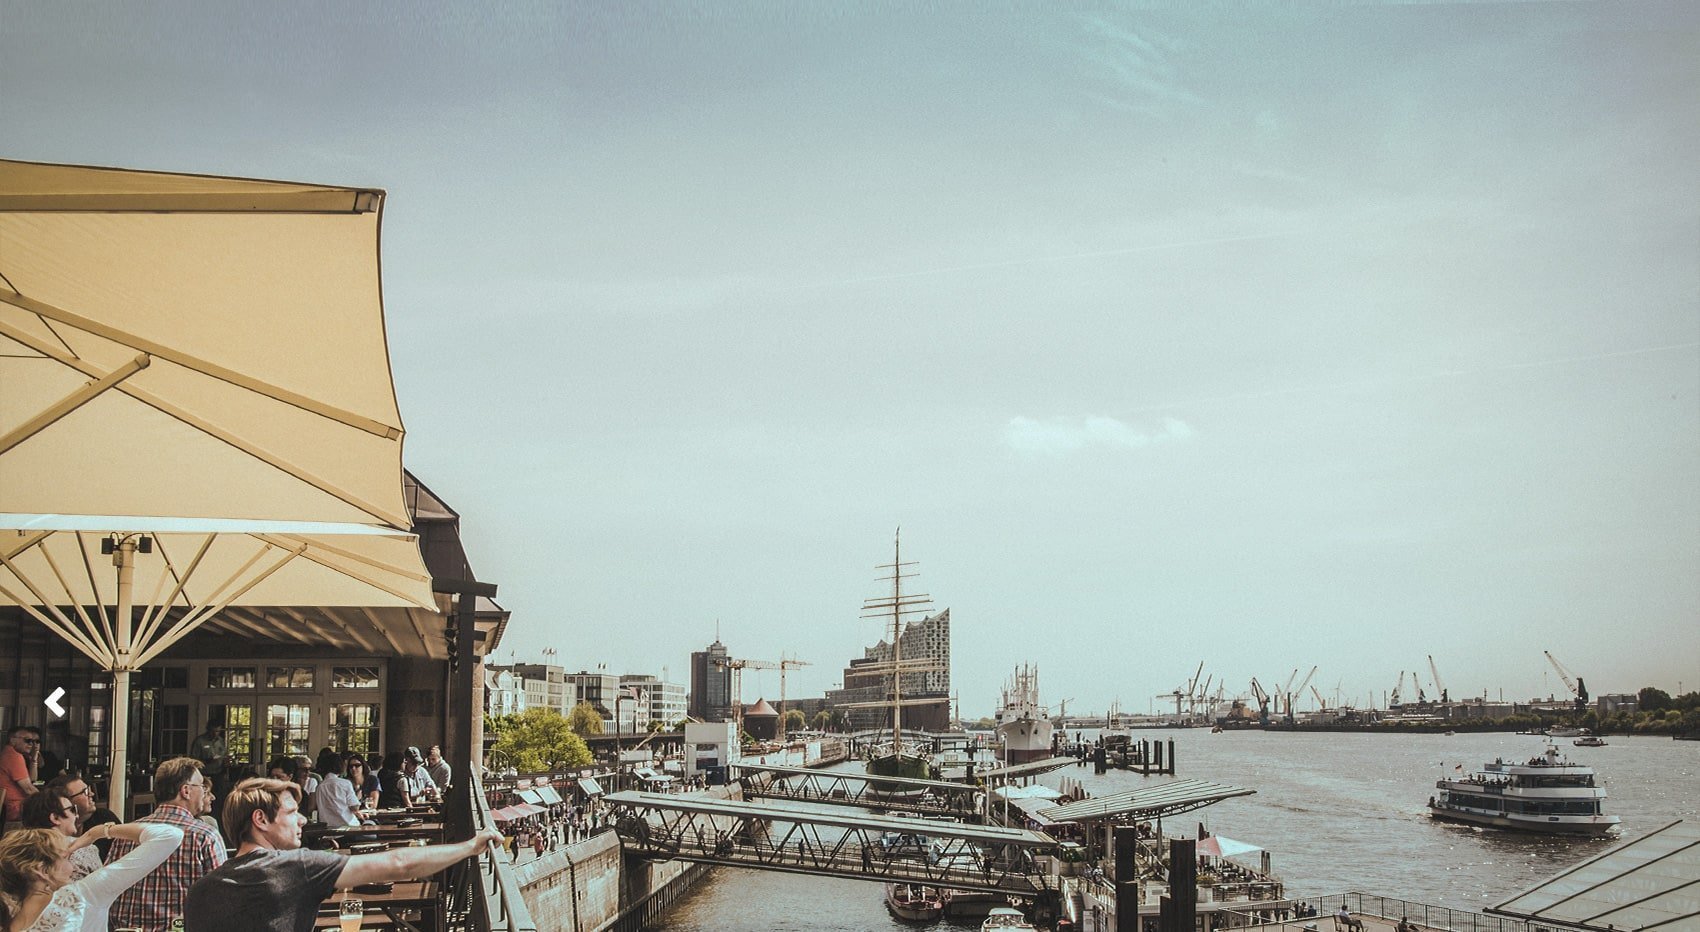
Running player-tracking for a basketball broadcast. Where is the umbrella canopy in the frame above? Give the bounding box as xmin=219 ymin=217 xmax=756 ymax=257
xmin=0 ymin=159 xmax=434 ymax=813
xmin=1196 ymin=834 xmax=1262 ymax=858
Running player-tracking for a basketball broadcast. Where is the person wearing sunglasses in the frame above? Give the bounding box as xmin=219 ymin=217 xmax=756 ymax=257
xmin=107 ymin=758 xmax=226 ymax=932
xmin=18 ymin=790 xmax=101 ymax=882
xmin=2 ymin=726 xmax=43 ymax=831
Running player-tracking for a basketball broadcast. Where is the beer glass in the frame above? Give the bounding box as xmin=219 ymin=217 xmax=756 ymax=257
xmin=338 ymin=897 xmax=364 ymax=932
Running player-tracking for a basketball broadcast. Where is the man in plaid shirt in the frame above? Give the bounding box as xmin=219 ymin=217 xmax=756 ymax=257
xmin=107 ymin=756 xmax=228 ymax=931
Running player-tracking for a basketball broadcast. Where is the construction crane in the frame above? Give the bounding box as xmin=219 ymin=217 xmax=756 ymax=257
xmin=1544 ymin=650 xmax=1589 ymax=714
xmin=1155 ymin=661 xmax=1205 ymax=724
xmin=1428 ymin=655 xmax=1449 ymax=703
xmin=774 ymin=654 xmax=811 ymax=725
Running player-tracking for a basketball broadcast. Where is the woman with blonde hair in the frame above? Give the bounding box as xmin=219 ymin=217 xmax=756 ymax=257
xmin=0 ymin=821 xmax=182 ymax=932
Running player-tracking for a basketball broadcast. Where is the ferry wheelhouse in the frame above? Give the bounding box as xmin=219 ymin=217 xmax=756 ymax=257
xmin=1428 ymin=745 xmax=1618 ymax=836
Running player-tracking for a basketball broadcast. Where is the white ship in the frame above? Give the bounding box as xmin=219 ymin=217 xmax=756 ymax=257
xmin=1428 ymin=744 xmax=1619 ymax=836
xmin=994 ymin=664 xmax=1053 ymax=764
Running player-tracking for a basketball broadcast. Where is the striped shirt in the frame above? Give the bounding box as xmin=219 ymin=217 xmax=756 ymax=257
xmin=106 ymin=803 xmax=227 ymax=932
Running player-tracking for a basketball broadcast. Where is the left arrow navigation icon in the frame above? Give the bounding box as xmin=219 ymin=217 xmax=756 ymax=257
xmin=45 ymin=687 xmax=67 ymax=718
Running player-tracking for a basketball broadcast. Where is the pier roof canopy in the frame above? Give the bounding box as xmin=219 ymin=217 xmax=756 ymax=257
xmin=1039 ymin=779 xmax=1255 ymax=825
xmin=1489 ymin=819 xmax=1700 ymax=932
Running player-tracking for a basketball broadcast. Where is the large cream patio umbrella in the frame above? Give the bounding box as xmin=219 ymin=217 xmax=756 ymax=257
xmin=0 ymin=159 xmax=438 ymax=813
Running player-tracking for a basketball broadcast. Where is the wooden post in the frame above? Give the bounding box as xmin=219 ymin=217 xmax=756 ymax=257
xmin=1115 ymin=825 xmax=1140 ymax=932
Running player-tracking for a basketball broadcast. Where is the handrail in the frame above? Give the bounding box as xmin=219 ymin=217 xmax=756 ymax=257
xmin=463 ymin=769 xmax=540 ymax=932
xmin=1216 ymin=893 xmax=1543 ymax=932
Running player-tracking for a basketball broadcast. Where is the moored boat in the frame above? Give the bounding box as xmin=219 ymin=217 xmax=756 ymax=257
xmin=982 ymin=906 xmax=1038 ymax=930
xmin=885 ymin=882 xmax=947 ymax=921
xmin=995 ymin=664 xmax=1053 ymax=763
xmin=1573 ymin=732 xmax=1607 ymax=747
xmin=1428 ymin=744 xmax=1618 ymax=836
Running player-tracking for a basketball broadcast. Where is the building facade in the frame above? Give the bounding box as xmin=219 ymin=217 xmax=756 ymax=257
xmin=622 ymin=674 xmax=687 ymax=728
xmin=484 ymin=667 xmax=527 ymax=718
xmin=512 ymin=663 xmax=574 ymax=717
xmin=689 ymin=640 xmax=733 ymax=722
xmin=825 ymin=608 xmax=952 ymax=732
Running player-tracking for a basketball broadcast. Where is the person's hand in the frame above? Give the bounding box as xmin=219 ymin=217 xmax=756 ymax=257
xmin=469 ymin=827 xmax=503 ymax=855
xmin=69 ymin=823 xmax=108 ymax=853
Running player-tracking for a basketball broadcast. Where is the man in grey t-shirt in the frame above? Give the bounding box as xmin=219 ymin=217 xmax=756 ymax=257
xmin=184 ymin=777 xmax=499 ymax=932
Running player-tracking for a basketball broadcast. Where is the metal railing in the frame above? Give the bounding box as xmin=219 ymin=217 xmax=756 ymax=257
xmin=457 ymin=769 xmax=540 ymax=932
xmin=1217 ymin=893 xmax=1545 ymax=932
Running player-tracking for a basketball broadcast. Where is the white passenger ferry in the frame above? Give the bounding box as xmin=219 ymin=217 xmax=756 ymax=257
xmin=1428 ymin=744 xmax=1618 ymax=836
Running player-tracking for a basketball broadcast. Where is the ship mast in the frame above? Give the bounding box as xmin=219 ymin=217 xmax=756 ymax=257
xmin=861 ymin=528 xmax=931 ymax=751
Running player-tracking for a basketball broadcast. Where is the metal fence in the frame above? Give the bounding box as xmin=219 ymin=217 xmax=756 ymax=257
xmin=456 ymin=769 xmax=541 ymax=932
xmin=1218 ymin=893 xmax=1545 ymax=932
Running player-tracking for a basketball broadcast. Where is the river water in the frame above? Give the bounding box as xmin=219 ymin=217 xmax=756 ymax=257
xmin=649 ymin=731 xmax=1698 ymax=931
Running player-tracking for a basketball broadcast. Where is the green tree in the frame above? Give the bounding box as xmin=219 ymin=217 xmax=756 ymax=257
xmin=780 ymin=709 xmax=806 ymax=735
xmin=810 ymin=710 xmax=833 ymax=731
xmin=567 ymin=701 xmax=605 ymax=737
xmin=1639 ymin=687 xmax=1673 ymax=714
xmin=490 ymin=707 xmax=592 ymax=771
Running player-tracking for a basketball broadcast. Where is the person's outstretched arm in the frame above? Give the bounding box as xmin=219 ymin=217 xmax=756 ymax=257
xmin=336 ymin=828 xmax=502 ymax=889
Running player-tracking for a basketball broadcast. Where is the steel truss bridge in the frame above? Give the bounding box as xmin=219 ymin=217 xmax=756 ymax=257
xmin=729 ymin=763 xmax=985 ymax=818
xmin=605 ymin=790 xmax=1061 ymax=898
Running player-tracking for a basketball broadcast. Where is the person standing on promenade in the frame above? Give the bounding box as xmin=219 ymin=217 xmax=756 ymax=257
xmin=181 ymin=778 xmax=501 ymax=932
xmin=187 ymin=722 xmax=228 ymax=798
xmin=107 ymin=758 xmax=226 ymax=932
xmin=2 ymin=726 xmax=42 ymax=832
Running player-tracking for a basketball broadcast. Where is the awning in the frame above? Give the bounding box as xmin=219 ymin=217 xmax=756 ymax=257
xmin=1007 ymin=796 xmax=1061 ymax=827
xmin=538 ymin=786 xmax=564 ymax=805
xmin=514 ymin=803 xmax=545 ymax=817
xmin=1197 ymin=835 xmax=1262 ymax=858
xmin=994 ymin=785 xmax=1063 ymax=801
xmin=577 ymin=778 xmax=604 ymax=797
xmin=1040 ymin=780 xmax=1255 ymax=824
xmin=1489 ymin=820 xmax=1700 ymax=932
xmin=491 ymin=806 xmax=523 ymax=822
xmin=517 ymin=788 xmax=545 ymax=804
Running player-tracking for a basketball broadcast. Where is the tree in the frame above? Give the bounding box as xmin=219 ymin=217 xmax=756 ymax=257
xmin=490 ymin=707 xmax=592 ymax=771
xmin=810 ymin=710 xmax=833 ymax=731
xmin=780 ymin=709 xmax=806 ymax=735
xmin=1639 ymin=687 xmax=1673 ymax=714
xmin=567 ymin=701 xmax=605 ymax=737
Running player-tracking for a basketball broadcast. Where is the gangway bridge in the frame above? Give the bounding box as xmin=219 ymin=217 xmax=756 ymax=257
xmin=729 ymin=763 xmax=984 ymax=817
xmin=605 ymin=790 xmax=1062 ymax=899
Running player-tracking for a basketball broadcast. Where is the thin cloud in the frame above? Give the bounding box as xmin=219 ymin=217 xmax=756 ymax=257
xmin=1005 ymin=415 xmax=1195 ymax=456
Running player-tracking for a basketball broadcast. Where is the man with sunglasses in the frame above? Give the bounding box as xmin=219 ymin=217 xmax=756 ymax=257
xmin=108 ymin=756 xmax=227 ymax=932
xmin=19 ymin=787 xmax=103 ymax=880
xmin=2 ymin=724 xmax=42 ymax=831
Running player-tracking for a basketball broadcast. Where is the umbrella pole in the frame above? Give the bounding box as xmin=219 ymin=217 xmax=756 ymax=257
xmin=107 ymin=538 xmax=137 ymax=817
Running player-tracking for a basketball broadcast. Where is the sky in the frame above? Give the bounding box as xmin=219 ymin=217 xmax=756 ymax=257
xmin=4 ymin=2 xmax=1696 ymax=717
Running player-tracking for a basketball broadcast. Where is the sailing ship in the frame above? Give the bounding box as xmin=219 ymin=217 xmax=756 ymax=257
xmin=857 ymin=532 xmax=941 ymax=786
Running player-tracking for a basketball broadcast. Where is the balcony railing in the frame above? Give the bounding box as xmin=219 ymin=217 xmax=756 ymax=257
xmin=451 ymin=769 xmax=540 ymax=932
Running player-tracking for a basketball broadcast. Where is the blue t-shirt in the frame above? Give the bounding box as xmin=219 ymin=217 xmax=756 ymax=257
xmin=183 ymin=847 xmax=345 ymax=932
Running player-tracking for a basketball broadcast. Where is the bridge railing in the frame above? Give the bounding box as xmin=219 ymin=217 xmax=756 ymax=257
xmin=1215 ymin=893 xmax=1541 ymax=932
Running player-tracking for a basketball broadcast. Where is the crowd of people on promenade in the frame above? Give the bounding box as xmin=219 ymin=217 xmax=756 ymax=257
xmin=0 ymin=724 xmax=497 ymax=932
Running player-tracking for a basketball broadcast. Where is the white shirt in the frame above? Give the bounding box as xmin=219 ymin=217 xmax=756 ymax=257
xmin=26 ymin=823 xmax=182 ymax=932
xmin=315 ymin=773 xmax=364 ymax=827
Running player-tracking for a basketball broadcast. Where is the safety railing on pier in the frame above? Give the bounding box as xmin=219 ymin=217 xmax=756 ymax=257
xmin=1217 ymin=893 xmax=1542 ymax=932
xmin=453 ymin=769 xmax=540 ymax=932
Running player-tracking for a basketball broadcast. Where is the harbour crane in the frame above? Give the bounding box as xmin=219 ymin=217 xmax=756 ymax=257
xmin=1155 ymin=661 xmax=1205 ymax=724
xmin=1428 ymin=655 xmax=1449 ymax=703
xmin=1390 ymin=671 xmax=1405 ymax=708
xmin=1412 ymin=669 xmax=1427 ymax=705
xmin=1544 ymin=650 xmax=1589 ymax=714
xmin=1310 ymin=684 xmax=1328 ymax=712
xmin=1286 ymin=665 xmax=1318 ymax=723
xmin=1248 ymin=678 xmax=1271 ymax=726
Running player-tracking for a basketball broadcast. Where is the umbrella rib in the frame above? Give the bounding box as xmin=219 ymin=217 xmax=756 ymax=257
xmin=356 ymin=606 xmax=408 ymax=657
xmin=1 ymin=289 xmax=401 ymax=440
xmin=0 ymin=352 xmax=151 ymax=455
xmin=254 ymin=533 xmax=434 ymax=609
xmin=135 ymin=542 xmax=306 ymax=667
xmin=133 ymin=535 xmax=213 ymax=654
xmin=286 ymin=606 xmax=373 ymax=653
xmin=0 ymin=583 xmax=111 ymax=665
xmin=263 ymin=533 xmax=431 ymax=583
xmin=0 ymin=319 xmax=406 ymax=528
xmin=35 ymin=541 xmax=106 ymax=654
xmin=72 ymin=531 xmax=119 ymax=657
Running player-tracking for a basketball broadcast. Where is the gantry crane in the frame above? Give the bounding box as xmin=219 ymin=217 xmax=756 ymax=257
xmin=1428 ymin=654 xmax=1449 ymax=703
xmin=1155 ymin=661 xmax=1205 ymax=723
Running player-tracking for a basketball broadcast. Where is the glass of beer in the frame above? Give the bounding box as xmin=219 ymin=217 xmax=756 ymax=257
xmin=338 ymin=897 xmax=364 ymax=932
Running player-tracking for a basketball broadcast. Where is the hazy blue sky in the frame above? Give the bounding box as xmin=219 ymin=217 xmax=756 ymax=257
xmin=5 ymin=2 xmax=1695 ymax=716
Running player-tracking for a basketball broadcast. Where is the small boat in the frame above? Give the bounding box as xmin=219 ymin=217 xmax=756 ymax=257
xmin=1442 ymin=730 xmax=1455 ymax=736
xmin=982 ymin=906 xmax=1038 ymax=930
xmin=1546 ymin=726 xmax=1583 ymax=738
xmin=1573 ymin=733 xmax=1607 ymax=747
xmin=1428 ymin=744 xmax=1618 ymax=836
xmin=885 ymin=882 xmax=946 ymax=921
xmin=1211 ymin=724 xmax=1224 ymax=733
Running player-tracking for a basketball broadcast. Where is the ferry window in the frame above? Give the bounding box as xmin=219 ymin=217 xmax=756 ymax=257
xmin=331 ymin=703 xmax=380 ymax=754
xmin=332 ymin=666 xmax=380 ymax=689
xmin=266 ymin=704 xmax=312 ymax=760
xmin=266 ymin=666 xmax=315 ymax=689
xmin=208 ymin=667 xmax=256 ymax=690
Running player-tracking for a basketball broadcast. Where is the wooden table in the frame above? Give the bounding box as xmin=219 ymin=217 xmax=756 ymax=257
xmin=306 ymin=821 xmax=445 ymax=847
xmin=316 ymin=879 xmax=439 ymax=932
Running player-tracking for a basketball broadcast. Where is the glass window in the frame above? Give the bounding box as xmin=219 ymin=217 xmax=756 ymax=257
xmin=332 ymin=666 xmax=380 ymax=689
xmin=331 ymin=703 xmax=381 ymax=755
xmin=155 ymin=704 xmax=190 ymax=759
xmin=266 ymin=666 xmax=315 ymax=689
xmin=221 ymin=704 xmax=255 ymax=766
xmin=266 ymin=704 xmax=312 ymax=760
xmin=208 ymin=667 xmax=256 ymax=689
